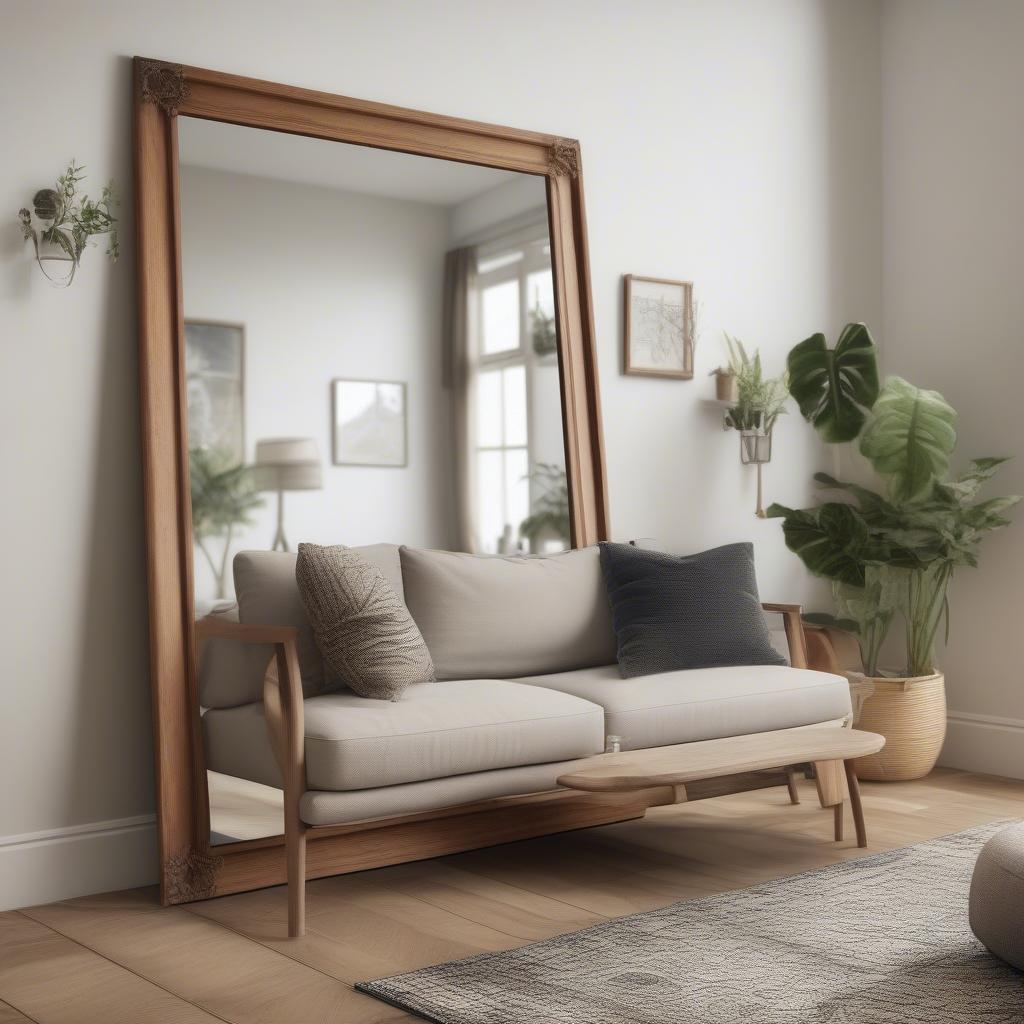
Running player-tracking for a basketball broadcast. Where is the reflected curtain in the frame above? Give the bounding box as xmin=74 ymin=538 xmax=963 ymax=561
xmin=442 ymin=247 xmax=478 ymax=552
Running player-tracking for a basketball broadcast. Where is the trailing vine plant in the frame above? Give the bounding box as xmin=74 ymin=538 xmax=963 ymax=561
xmin=18 ymin=161 xmax=119 ymax=287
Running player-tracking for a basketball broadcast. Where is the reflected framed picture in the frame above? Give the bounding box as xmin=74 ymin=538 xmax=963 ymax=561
xmin=332 ymin=379 xmax=408 ymax=467
xmin=623 ymin=275 xmax=694 ymax=379
xmin=184 ymin=320 xmax=245 ymax=461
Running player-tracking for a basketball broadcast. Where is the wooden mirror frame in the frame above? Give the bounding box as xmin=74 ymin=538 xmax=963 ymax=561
xmin=133 ymin=57 xmax=611 ymax=904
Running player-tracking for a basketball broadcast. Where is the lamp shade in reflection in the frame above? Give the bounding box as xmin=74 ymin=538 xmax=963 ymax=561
xmin=253 ymin=437 xmax=322 ymax=551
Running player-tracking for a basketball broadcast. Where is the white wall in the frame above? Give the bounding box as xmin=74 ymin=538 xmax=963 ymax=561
xmin=881 ymin=0 xmax=1024 ymax=777
xmin=179 ymin=163 xmax=454 ymax=602
xmin=0 ymin=0 xmax=882 ymax=906
xmin=448 ymin=175 xmax=548 ymax=245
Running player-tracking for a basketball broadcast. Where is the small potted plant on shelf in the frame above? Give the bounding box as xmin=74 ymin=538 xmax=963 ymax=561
xmin=719 ymin=335 xmax=788 ymax=516
xmin=768 ymin=323 xmax=1019 ymax=780
xmin=709 ymin=366 xmax=738 ymax=403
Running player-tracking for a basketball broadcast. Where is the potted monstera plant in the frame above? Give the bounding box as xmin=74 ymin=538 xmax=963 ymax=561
xmin=768 ymin=324 xmax=1019 ymax=780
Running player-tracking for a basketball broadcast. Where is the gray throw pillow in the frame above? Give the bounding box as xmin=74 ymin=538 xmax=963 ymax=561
xmin=295 ymin=543 xmax=435 ymax=700
xmin=599 ymin=541 xmax=786 ymax=677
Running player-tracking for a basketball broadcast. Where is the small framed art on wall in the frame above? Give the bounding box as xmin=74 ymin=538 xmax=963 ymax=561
xmin=332 ymin=378 xmax=408 ymax=467
xmin=623 ymin=275 xmax=694 ymax=379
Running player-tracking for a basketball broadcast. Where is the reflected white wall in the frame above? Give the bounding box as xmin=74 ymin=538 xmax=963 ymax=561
xmin=180 ymin=163 xmax=455 ymax=601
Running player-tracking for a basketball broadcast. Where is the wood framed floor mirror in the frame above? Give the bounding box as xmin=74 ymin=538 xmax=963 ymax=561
xmin=133 ymin=57 xmax=615 ymax=908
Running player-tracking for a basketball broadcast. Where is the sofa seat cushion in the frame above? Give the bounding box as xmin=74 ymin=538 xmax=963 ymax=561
xmin=203 ymin=679 xmax=605 ymax=791
xmin=512 ymin=664 xmax=851 ymax=750
xmin=299 ymin=758 xmax=596 ymax=827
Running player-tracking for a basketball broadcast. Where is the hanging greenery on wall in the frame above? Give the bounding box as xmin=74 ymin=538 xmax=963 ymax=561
xmin=18 ymin=161 xmax=119 ymax=287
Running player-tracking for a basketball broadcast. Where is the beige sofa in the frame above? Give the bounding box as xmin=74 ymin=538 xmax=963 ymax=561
xmin=198 ymin=543 xmax=851 ymax=934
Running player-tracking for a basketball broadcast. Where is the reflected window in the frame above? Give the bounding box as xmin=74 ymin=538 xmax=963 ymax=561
xmin=475 ymin=364 xmax=529 ymax=552
xmin=470 ymin=231 xmax=564 ymax=554
xmin=481 ymin=279 xmax=520 ymax=356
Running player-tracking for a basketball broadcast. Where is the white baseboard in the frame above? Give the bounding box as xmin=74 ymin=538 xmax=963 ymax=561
xmin=939 ymin=710 xmax=1024 ymax=781
xmin=0 ymin=814 xmax=158 ymax=911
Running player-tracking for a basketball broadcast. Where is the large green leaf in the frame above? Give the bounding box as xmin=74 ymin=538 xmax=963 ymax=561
xmin=766 ymin=501 xmax=867 ymax=585
xmin=787 ymin=323 xmax=879 ymax=442
xmin=813 ymin=471 xmax=898 ymax=525
xmin=960 ymin=494 xmax=1021 ymax=530
xmin=859 ymin=377 xmax=957 ymax=503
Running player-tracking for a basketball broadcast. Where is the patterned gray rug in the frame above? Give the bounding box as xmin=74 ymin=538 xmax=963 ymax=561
xmin=357 ymin=822 xmax=1024 ymax=1023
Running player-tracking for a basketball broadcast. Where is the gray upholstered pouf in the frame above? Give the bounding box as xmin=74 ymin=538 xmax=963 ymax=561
xmin=970 ymin=821 xmax=1024 ymax=970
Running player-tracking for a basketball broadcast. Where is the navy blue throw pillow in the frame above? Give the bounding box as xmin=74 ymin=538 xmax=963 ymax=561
xmin=598 ymin=541 xmax=786 ymax=678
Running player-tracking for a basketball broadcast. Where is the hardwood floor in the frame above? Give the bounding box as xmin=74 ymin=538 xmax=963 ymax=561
xmin=3 ymin=768 xmax=1022 ymax=1023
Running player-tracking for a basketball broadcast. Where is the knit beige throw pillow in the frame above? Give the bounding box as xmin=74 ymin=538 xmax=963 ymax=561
xmin=296 ymin=543 xmax=435 ymax=700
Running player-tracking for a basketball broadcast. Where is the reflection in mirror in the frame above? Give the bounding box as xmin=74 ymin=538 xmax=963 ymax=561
xmin=177 ymin=118 xmax=566 ymax=844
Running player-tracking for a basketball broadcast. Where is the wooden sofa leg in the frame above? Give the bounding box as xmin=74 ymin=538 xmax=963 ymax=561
xmin=288 ymin=823 xmax=306 ymax=938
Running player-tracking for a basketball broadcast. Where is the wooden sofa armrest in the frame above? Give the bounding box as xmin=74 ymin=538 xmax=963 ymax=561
xmin=193 ymin=616 xmax=307 ymax=797
xmin=194 ymin=614 xmax=308 ymax=935
xmin=761 ymin=602 xmax=808 ymax=669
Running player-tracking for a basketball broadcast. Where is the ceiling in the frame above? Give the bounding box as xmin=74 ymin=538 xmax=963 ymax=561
xmin=178 ymin=116 xmax=522 ymax=206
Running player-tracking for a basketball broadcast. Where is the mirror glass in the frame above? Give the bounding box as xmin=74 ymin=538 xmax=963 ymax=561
xmin=177 ymin=117 xmax=567 ymax=844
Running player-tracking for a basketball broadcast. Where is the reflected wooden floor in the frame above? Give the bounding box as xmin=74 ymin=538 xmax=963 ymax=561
xmin=3 ymin=768 xmax=1022 ymax=1023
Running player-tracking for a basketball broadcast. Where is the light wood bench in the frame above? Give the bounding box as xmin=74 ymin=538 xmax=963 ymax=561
xmin=558 ymin=727 xmax=885 ymax=848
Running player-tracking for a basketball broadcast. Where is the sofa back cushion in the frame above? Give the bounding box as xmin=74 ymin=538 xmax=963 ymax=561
xmin=399 ymin=545 xmax=617 ymax=680
xmin=198 ymin=543 xmax=402 ymax=708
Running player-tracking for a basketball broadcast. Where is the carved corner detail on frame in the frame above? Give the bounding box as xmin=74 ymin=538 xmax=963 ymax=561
xmin=164 ymin=847 xmax=222 ymax=903
xmin=138 ymin=59 xmax=191 ymax=116
xmin=549 ymin=139 xmax=580 ymax=178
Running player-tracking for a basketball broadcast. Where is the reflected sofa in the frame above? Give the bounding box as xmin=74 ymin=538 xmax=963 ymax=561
xmin=197 ymin=544 xmax=852 ymax=935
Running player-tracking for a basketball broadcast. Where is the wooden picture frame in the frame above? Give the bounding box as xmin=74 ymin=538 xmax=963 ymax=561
xmin=183 ymin=319 xmax=246 ymax=464
xmin=623 ymin=274 xmax=695 ymax=379
xmin=133 ymin=57 xmax=611 ymax=906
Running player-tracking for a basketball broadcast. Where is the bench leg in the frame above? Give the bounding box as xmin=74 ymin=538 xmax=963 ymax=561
xmin=812 ymin=759 xmax=845 ymax=842
xmin=785 ymin=767 xmax=800 ymax=805
xmin=844 ymin=759 xmax=868 ymax=848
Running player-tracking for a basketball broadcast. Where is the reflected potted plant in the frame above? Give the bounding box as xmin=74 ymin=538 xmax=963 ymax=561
xmin=768 ymin=324 xmax=1019 ymax=780
xmin=530 ymin=303 xmax=557 ymax=357
xmin=519 ymin=463 xmax=570 ymax=553
xmin=190 ymin=448 xmax=264 ymax=600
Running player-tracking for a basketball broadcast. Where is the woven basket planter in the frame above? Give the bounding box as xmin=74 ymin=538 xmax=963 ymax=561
xmin=850 ymin=672 xmax=946 ymax=781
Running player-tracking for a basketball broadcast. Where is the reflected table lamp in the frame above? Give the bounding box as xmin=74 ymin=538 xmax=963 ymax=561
xmin=253 ymin=437 xmax=323 ymax=551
